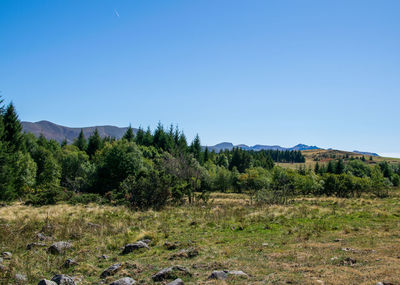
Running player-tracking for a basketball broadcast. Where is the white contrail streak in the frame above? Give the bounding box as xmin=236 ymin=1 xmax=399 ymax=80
xmin=114 ymin=9 xmax=120 ymax=18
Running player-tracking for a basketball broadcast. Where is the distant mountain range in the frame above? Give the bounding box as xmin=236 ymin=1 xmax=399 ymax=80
xmin=21 ymin=121 xmax=380 ymax=156
xmin=205 ymin=142 xmax=320 ymax=153
xmin=22 ymin=120 xmax=136 ymax=143
xmin=353 ymin=150 xmax=379 ymax=157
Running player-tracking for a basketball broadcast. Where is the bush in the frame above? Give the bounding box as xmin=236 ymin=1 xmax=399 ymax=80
xmin=68 ymin=193 xmax=105 ymax=205
xmin=25 ymin=187 xmax=72 ymax=206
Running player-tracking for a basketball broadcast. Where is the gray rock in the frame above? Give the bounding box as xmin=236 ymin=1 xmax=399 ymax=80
xmin=0 ymin=257 xmax=3 ymax=263
xmin=208 ymin=271 xmax=228 ymax=280
xmin=0 ymin=264 xmax=6 ymax=272
xmin=48 ymin=242 xmax=72 ymax=254
xmin=88 ymin=222 xmax=101 ymax=228
xmin=100 ymin=263 xmax=122 ymax=279
xmin=169 ymin=248 xmax=198 ymax=260
xmin=15 ymin=273 xmax=27 ymax=282
xmin=164 ymin=241 xmax=179 ymax=250
xmin=1 ymin=252 xmax=12 ymax=259
xmin=98 ymin=254 xmax=109 ymax=260
xmin=109 ymin=277 xmax=136 ymax=285
xmin=376 ymin=282 xmax=394 ymax=285
xmin=27 ymin=243 xmax=47 ymax=250
xmin=167 ymin=278 xmax=184 ymax=285
xmin=152 ymin=266 xmax=191 ymax=281
xmin=208 ymin=270 xmax=248 ymax=280
xmin=121 ymin=241 xmax=149 ymax=254
xmin=37 ymin=233 xmax=52 ymax=241
xmin=38 ymin=280 xmax=57 ymax=285
xmin=227 ymin=270 xmax=248 ymax=277
xmin=51 ymin=274 xmax=75 ymax=285
xmin=63 ymin=259 xmax=78 ymax=268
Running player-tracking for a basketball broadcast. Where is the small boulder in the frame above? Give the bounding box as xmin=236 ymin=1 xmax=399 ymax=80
xmin=63 ymin=259 xmax=78 ymax=268
xmin=169 ymin=248 xmax=198 ymax=260
xmin=51 ymin=274 xmax=75 ymax=285
xmin=208 ymin=271 xmax=228 ymax=280
xmin=37 ymin=233 xmax=52 ymax=241
xmin=121 ymin=241 xmax=149 ymax=254
xmin=48 ymin=242 xmax=72 ymax=254
xmin=100 ymin=263 xmax=122 ymax=279
xmin=208 ymin=270 xmax=248 ymax=280
xmin=152 ymin=266 xmax=191 ymax=281
xmin=38 ymin=280 xmax=57 ymax=285
xmin=98 ymin=254 xmax=109 ymax=260
xmin=27 ymin=243 xmax=47 ymax=250
xmin=341 ymin=257 xmax=356 ymax=266
xmin=167 ymin=279 xmax=184 ymax=285
xmin=164 ymin=241 xmax=179 ymax=250
xmin=109 ymin=277 xmax=136 ymax=285
xmin=2 ymin=252 xmax=12 ymax=259
xmin=15 ymin=273 xmax=27 ymax=283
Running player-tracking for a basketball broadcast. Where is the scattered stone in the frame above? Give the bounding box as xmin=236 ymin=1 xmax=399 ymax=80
xmin=27 ymin=243 xmax=47 ymax=250
xmin=341 ymin=247 xmax=357 ymax=252
xmin=109 ymin=277 xmax=136 ymax=285
xmin=208 ymin=271 xmax=228 ymax=280
xmin=167 ymin=279 xmax=184 ymax=285
xmin=100 ymin=263 xmax=123 ymax=279
xmin=138 ymin=239 xmax=151 ymax=245
xmin=208 ymin=270 xmax=248 ymax=280
xmin=164 ymin=241 xmax=179 ymax=250
xmin=15 ymin=273 xmax=27 ymax=282
xmin=376 ymin=282 xmax=394 ymax=285
xmin=63 ymin=259 xmax=78 ymax=268
xmin=330 ymin=256 xmax=338 ymax=261
xmin=169 ymin=248 xmax=199 ymax=260
xmin=341 ymin=257 xmax=356 ymax=266
xmin=98 ymin=254 xmax=109 ymax=260
xmin=51 ymin=274 xmax=75 ymax=285
xmin=316 ymin=280 xmax=324 ymax=284
xmin=121 ymin=241 xmax=149 ymax=254
xmin=38 ymin=280 xmax=57 ymax=285
xmin=87 ymin=222 xmax=101 ymax=228
xmin=37 ymin=233 xmax=52 ymax=241
xmin=0 ymin=257 xmax=3 ymax=263
xmin=48 ymin=242 xmax=72 ymax=254
xmin=152 ymin=266 xmax=191 ymax=281
xmin=0 ymin=264 xmax=6 ymax=272
xmin=2 ymin=252 xmax=12 ymax=259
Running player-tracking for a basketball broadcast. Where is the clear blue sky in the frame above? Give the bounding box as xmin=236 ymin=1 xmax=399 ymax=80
xmin=1 ymin=1 xmax=399 ymax=157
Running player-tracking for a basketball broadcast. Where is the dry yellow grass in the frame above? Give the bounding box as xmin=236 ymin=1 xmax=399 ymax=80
xmin=0 ymin=192 xmax=399 ymax=284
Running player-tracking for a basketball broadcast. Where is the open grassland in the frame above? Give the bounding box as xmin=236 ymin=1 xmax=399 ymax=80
xmin=1 ymin=191 xmax=400 ymax=285
xmin=278 ymin=149 xmax=400 ymax=170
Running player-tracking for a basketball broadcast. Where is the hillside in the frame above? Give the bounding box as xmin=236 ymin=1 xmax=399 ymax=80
xmin=206 ymin=142 xmax=320 ymax=153
xmin=22 ymin=121 xmax=135 ymax=143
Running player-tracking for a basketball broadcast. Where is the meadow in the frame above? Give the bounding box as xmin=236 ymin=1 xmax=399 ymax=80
xmin=1 ymin=191 xmax=399 ymax=285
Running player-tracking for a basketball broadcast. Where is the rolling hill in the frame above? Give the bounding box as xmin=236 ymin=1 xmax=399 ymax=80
xmin=22 ymin=120 xmax=135 ymax=143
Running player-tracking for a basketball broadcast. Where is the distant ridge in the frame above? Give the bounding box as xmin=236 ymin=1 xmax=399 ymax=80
xmin=22 ymin=120 xmax=135 ymax=143
xmin=353 ymin=150 xmax=379 ymax=157
xmin=205 ymin=143 xmax=320 ymax=153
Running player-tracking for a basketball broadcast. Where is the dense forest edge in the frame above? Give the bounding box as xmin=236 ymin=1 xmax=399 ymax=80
xmin=0 ymin=96 xmax=399 ymax=208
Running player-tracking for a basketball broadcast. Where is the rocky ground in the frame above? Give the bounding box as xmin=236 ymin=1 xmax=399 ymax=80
xmin=0 ymin=192 xmax=399 ymax=284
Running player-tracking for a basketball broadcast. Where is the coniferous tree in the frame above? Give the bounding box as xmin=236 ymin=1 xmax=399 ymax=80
xmin=87 ymin=128 xmax=102 ymax=157
xmin=3 ymin=103 xmax=23 ymax=151
xmin=190 ymin=134 xmax=203 ymax=163
xmin=314 ymin=162 xmax=320 ymax=174
xmin=61 ymin=138 xmax=68 ymax=147
xmin=336 ymin=159 xmax=345 ymax=174
xmin=74 ymin=129 xmax=87 ymax=151
xmin=204 ymin=146 xmax=209 ymax=163
xmin=327 ymin=161 xmax=334 ymax=173
xmin=123 ymin=125 xmax=135 ymax=142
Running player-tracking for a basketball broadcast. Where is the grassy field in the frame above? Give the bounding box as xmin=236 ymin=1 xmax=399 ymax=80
xmin=277 ymin=149 xmax=400 ymax=170
xmin=1 ymin=191 xmax=400 ymax=285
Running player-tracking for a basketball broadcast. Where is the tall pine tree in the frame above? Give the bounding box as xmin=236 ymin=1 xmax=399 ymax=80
xmin=3 ymin=103 xmax=23 ymax=151
xmin=123 ymin=125 xmax=135 ymax=142
xmin=87 ymin=128 xmax=102 ymax=157
xmin=74 ymin=129 xmax=87 ymax=151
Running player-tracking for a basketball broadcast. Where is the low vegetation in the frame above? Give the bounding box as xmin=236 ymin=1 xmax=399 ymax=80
xmin=1 ymin=192 xmax=400 ymax=284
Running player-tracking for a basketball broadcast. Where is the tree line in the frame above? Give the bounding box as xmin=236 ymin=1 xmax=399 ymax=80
xmin=0 ymin=97 xmax=397 ymax=208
